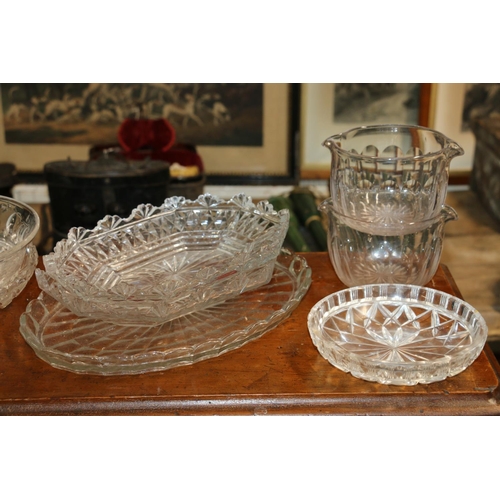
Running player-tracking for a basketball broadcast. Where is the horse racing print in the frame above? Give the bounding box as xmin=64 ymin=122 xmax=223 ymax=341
xmin=1 ymin=83 xmax=264 ymax=146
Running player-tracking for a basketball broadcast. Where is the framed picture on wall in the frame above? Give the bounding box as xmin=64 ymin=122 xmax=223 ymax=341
xmin=431 ymin=83 xmax=500 ymax=173
xmin=0 ymin=83 xmax=300 ymax=185
xmin=299 ymin=83 xmax=432 ymax=177
xmin=204 ymin=83 xmax=300 ymax=185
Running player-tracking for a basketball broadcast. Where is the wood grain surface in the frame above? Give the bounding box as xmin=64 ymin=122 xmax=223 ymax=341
xmin=1 ymin=253 xmax=499 ymax=416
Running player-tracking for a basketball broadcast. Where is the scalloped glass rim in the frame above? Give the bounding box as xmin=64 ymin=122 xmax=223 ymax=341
xmin=42 ymin=193 xmax=289 ymax=302
xmin=322 ymin=124 xmax=464 ymax=162
xmin=307 ymin=284 xmax=488 ymax=386
xmin=20 ymin=250 xmax=312 ymax=375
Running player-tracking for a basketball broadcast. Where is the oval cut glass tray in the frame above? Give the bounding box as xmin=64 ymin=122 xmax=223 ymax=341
xmin=20 ymin=250 xmax=311 ymax=375
xmin=307 ymin=284 xmax=488 ymax=386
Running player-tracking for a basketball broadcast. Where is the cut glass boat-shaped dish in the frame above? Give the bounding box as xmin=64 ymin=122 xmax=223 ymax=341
xmin=39 ymin=193 xmax=289 ymax=325
xmin=21 ymin=250 xmax=311 ymax=375
xmin=307 ymin=284 xmax=488 ymax=386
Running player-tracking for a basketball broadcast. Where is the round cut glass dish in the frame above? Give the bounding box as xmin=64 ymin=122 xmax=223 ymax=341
xmin=307 ymin=284 xmax=488 ymax=386
xmin=20 ymin=250 xmax=311 ymax=375
xmin=0 ymin=196 xmax=40 ymax=308
xmin=38 ymin=193 xmax=289 ymax=325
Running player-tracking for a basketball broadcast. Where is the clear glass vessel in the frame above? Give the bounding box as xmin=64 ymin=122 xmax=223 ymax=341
xmin=307 ymin=284 xmax=488 ymax=385
xmin=22 ymin=250 xmax=312 ymax=375
xmin=319 ymin=198 xmax=457 ymax=287
xmin=0 ymin=196 xmax=39 ymax=308
xmin=39 ymin=193 xmax=289 ymax=325
xmin=323 ymin=124 xmax=464 ymax=233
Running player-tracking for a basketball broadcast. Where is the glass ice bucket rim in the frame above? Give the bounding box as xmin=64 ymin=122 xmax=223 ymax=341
xmin=320 ymin=198 xmax=458 ymax=230
xmin=323 ymin=124 xmax=464 ymax=162
xmin=0 ymin=195 xmax=40 ymax=259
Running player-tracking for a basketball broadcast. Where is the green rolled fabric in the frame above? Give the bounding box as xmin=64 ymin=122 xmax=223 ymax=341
xmin=269 ymin=196 xmax=311 ymax=252
xmin=289 ymin=188 xmax=328 ymax=251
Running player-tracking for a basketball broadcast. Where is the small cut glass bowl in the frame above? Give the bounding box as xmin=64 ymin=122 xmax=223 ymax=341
xmin=0 ymin=196 xmax=39 ymax=308
xmin=38 ymin=193 xmax=289 ymax=325
xmin=307 ymin=284 xmax=488 ymax=386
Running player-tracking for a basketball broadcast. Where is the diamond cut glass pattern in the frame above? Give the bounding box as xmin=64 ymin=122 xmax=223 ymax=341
xmin=21 ymin=250 xmax=312 ymax=375
xmin=308 ymin=284 xmax=488 ymax=385
xmin=38 ymin=194 xmax=289 ymax=325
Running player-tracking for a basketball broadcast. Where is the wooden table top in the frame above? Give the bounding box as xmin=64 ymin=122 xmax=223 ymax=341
xmin=1 ymin=253 xmax=500 ymax=416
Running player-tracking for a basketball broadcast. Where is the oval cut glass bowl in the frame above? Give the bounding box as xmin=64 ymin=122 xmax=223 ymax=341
xmin=307 ymin=284 xmax=488 ymax=386
xmin=37 ymin=193 xmax=289 ymax=325
xmin=0 ymin=196 xmax=39 ymax=308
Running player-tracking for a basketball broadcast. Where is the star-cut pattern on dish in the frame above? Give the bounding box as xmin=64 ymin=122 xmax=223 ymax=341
xmin=41 ymin=193 xmax=289 ymax=302
xmin=20 ymin=252 xmax=312 ymax=375
xmin=355 ymin=201 xmax=416 ymax=226
xmin=349 ymin=261 xmax=414 ymax=285
xmin=322 ymin=301 xmax=472 ymax=363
